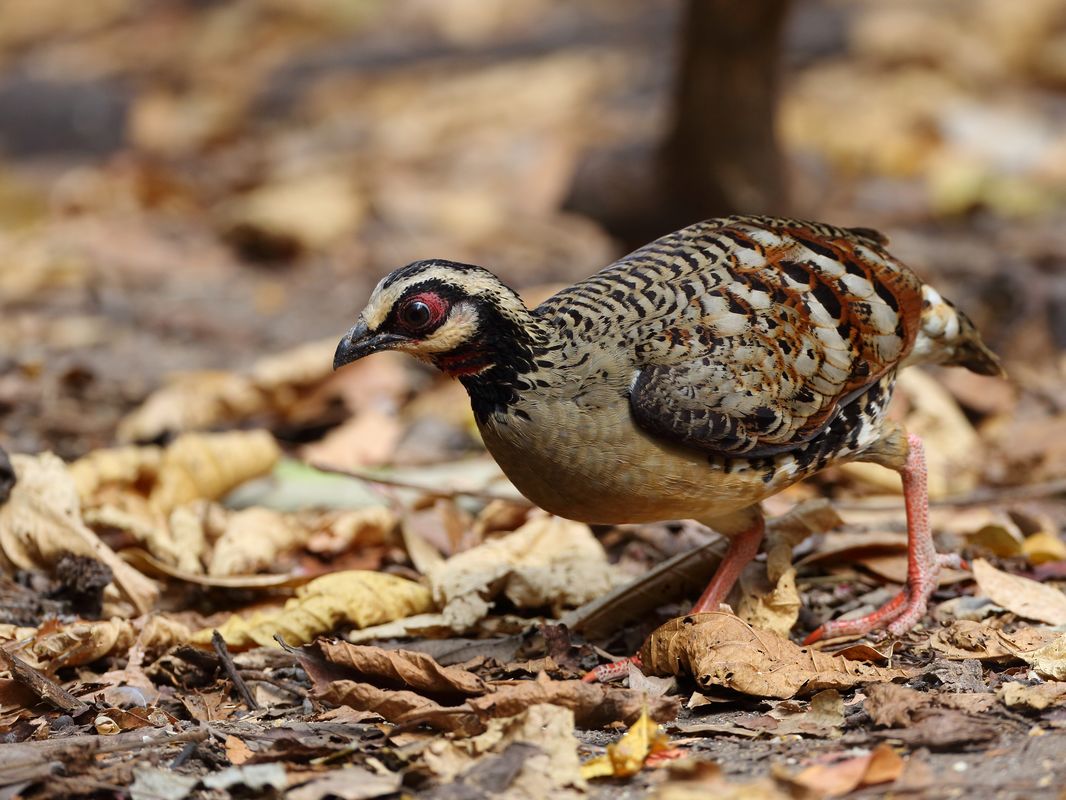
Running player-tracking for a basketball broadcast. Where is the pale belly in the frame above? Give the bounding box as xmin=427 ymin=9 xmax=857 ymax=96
xmin=477 ymin=399 xmax=781 ymax=526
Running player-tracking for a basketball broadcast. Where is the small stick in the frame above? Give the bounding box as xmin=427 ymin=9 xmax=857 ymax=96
xmin=310 ymin=462 xmax=529 ymax=504
xmin=211 ymin=631 xmax=259 ymax=711
xmin=0 ymin=646 xmax=88 ymax=716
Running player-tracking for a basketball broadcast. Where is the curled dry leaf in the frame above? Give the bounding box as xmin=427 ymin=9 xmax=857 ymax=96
xmin=149 ymin=431 xmax=281 ymax=514
xmin=422 ymin=703 xmax=585 ymax=799
xmin=927 ymin=619 xmax=1061 ymax=661
xmin=972 ymin=557 xmax=1066 ymax=625
xmin=198 ymin=570 xmax=432 ymax=649
xmin=207 ymin=507 xmax=299 ymax=576
xmin=0 ymin=453 xmax=159 ymax=615
xmin=2 ymin=616 xmax=191 ymax=671
xmin=427 ymin=514 xmax=621 ymax=632
xmin=309 ymin=640 xmax=487 ymax=697
xmin=316 ymin=668 xmax=679 ymax=735
xmin=640 ymin=613 xmax=911 ymax=699
xmin=737 ymin=499 xmax=843 ymax=637
xmin=580 ymin=707 xmax=671 ymax=780
xmin=781 ymin=744 xmax=903 ymax=798
xmin=72 ymin=430 xmax=280 ymax=515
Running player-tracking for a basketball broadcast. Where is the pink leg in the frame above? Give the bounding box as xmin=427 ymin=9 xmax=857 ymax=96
xmin=690 ymin=517 xmax=765 ymax=613
xmin=805 ymin=434 xmax=962 ymax=644
xmin=583 ymin=517 xmax=765 ymax=682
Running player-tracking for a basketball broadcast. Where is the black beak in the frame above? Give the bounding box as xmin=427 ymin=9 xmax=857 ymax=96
xmin=333 ymin=320 xmax=403 ymax=370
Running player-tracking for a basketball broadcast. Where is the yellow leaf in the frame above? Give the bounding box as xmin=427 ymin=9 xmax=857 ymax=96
xmin=580 ymin=707 xmax=670 ymax=780
xmin=1023 ymin=531 xmax=1066 ymax=564
xmin=196 ymin=571 xmax=432 ymax=649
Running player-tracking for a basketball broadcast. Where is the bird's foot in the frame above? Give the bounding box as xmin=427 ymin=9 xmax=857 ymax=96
xmin=804 ymin=552 xmax=963 ymax=644
xmin=581 ymin=654 xmax=642 ymax=683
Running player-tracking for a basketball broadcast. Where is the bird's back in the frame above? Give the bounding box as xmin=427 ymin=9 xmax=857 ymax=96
xmin=534 ymin=215 xmax=999 ymax=458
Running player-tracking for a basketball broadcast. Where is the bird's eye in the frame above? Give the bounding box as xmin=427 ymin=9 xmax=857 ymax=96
xmin=400 ymin=299 xmax=432 ymax=329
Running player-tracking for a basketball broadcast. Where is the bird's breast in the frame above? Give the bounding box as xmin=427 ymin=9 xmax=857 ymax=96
xmin=477 ymin=395 xmax=775 ymax=525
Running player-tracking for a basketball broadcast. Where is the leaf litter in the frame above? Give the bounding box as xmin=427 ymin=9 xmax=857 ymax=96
xmin=3 ymin=2 xmax=1066 ymax=798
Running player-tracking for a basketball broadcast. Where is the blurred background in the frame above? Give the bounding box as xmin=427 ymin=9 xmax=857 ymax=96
xmin=1 ymin=0 xmax=1065 ymax=486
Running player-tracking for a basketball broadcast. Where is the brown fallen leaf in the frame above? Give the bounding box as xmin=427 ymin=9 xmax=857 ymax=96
xmin=427 ymin=514 xmax=621 ymax=631
xmin=998 ymin=680 xmax=1066 ymax=710
xmin=4 ymin=616 xmax=191 ymax=672
xmin=422 ymin=703 xmax=585 ymax=799
xmin=763 ymin=689 xmax=845 ymax=738
xmin=580 ymin=707 xmax=671 ymax=779
xmin=927 ymin=619 xmax=1061 ymax=661
xmin=115 ymin=371 xmax=262 ymax=444
xmin=653 ymin=761 xmax=790 ymax=800
xmin=972 ymin=557 xmax=1066 ymax=625
xmin=781 ymin=744 xmax=903 ymax=797
xmin=315 ymin=667 xmax=678 ymax=735
xmin=640 ymin=613 xmax=911 ymax=698
xmin=864 ymin=682 xmax=998 ymax=727
xmin=1017 ymin=633 xmax=1066 ymax=680
xmin=0 ymin=453 xmax=159 ymax=615
xmin=198 ymin=570 xmax=433 ymax=649
xmin=307 ymin=640 xmax=487 ymax=697
xmin=736 ymin=499 xmax=843 ymax=637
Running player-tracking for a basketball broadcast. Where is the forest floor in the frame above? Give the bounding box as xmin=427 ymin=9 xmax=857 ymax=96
xmin=2 ymin=2 xmax=1066 ymax=799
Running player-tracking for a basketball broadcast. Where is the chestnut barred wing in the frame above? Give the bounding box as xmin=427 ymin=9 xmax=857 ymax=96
xmin=624 ymin=218 xmax=925 ymax=457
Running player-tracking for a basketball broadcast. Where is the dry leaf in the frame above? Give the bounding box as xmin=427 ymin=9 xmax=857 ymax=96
xmin=301 ymin=410 xmax=403 ymax=471
xmin=115 ymin=371 xmax=261 ymax=444
xmin=654 ymin=761 xmax=790 ymax=800
xmin=427 ymin=514 xmax=621 ymax=631
xmin=580 ymin=706 xmax=671 ymax=779
xmin=149 ymin=431 xmax=281 ymax=514
xmin=640 ymin=613 xmax=911 ymax=698
xmin=1023 ymin=531 xmax=1066 ymax=564
xmin=927 ymin=619 xmax=1060 ymax=661
xmin=864 ymin=683 xmax=997 ymax=727
xmin=998 ymin=680 xmax=1066 ymax=710
xmin=198 ymin=571 xmax=432 ymax=649
xmin=311 ymin=640 xmax=487 ymax=697
xmin=1017 ymin=633 xmax=1066 ymax=680
xmin=972 ymin=557 xmax=1066 ymax=624
xmin=207 ymin=507 xmax=300 ymax=576
xmin=764 ymin=689 xmax=845 ymax=737
xmin=3 ymin=617 xmax=191 ymax=672
xmin=0 ymin=453 xmax=159 ymax=615
xmin=784 ymin=744 xmax=903 ymax=797
xmin=422 ymin=703 xmax=585 ymax=799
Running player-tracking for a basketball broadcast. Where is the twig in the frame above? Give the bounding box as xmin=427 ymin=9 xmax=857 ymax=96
xmin=211 ymin=630 xmax=259 ymax=711
xmin=0 ymin=646 xmax=88 ymax=716
xmin=834 ymin=477 xmax=1066 ymax=512
xmin=310 ymin=462 xmax=530 ymax=504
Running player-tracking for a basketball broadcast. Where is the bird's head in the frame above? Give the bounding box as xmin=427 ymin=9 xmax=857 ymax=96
xmin=334 ymin=259 xmax=538 ymax=378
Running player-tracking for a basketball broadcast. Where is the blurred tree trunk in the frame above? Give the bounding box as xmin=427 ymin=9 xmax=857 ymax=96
xmin=567 ymin=0 xmax=791 ymax=249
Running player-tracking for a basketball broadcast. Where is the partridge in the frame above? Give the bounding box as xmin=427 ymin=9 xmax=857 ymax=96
xmin=334 ymin=216 xmax=1001 ymax=673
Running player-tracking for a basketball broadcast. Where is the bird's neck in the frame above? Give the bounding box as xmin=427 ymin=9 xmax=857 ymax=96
xmin=440 ymin=301 xmax=556 ymax=423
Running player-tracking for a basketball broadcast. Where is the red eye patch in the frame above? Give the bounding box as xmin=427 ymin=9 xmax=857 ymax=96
xmin=397 ymin=291 xmax=448 ymax=332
